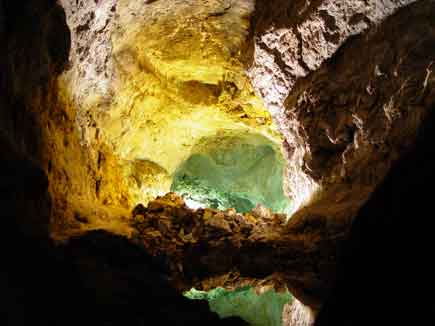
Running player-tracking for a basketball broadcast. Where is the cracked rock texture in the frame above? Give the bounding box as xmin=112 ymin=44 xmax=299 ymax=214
xmin=247 ymin=0 xmax=435 ymax=229
xmin=52 ymin=0 xmax=435 ymax=249
xmin=1 ymin=0 xmax=435 ymax=325
xmin=46 ymin=0 xmax=286 ymax=237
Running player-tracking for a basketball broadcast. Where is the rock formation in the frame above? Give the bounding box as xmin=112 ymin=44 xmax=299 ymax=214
xmin=248 ymin=0 xmax=435 ymax=226
xmin=129 ymin=192 xmax=343 ymax=306
xmin=315 ymin=87 xmax=435 ymax=326
xmin=1 ymin=0 xmax=435 ymax=325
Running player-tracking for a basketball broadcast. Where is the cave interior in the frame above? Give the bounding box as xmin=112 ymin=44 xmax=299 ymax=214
xmin=1 ymin=0 xmax=435 ymax=325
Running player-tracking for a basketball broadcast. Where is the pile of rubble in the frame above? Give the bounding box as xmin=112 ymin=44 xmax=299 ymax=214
xmin=130 ymin=193 xmax=342 ymax=306
xmin=131 ymin=192 xmax=288 ymax=256
xmin=130 ymin=193 xmax=292 ymax=289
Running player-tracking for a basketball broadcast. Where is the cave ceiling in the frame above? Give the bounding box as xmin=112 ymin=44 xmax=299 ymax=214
xmin=60 ymin=0 xmax=284 ymax=209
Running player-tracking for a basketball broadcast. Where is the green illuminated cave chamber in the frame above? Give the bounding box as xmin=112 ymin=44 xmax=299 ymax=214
xmin=185 ymin=286 xmax=293 ymax=326
xmin=173 ymin=133 xmax=294 ymax=325
xmin=171 ymin=132 xmax=292 ymax=214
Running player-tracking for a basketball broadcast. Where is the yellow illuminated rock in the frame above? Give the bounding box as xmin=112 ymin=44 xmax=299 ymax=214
xmin=60 ymin=0 xmax=284 ymax=210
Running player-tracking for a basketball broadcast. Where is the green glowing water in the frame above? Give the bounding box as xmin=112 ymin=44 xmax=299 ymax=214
xmin=185 ymin=286 xmax=292 ymax=326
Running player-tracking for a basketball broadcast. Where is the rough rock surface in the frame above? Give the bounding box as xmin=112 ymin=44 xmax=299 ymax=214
xmin=0 ymin=4 xmax=242 ymax=325
xmin=34 ymin=0 xmax=434 ymax=264
xmin=58 ymin=0 xmax=281 ymax=214
xmin=0 ymin=92 xmax=242 ymax=326
xmin=0 ymin=0 xmax=77 ymax=237
xmin=314 ymin=88 xmax=435 ymax=326
xmin=2 ymin=0 xmax=435 ymax=325
xmin=282 ymin=299 xmax=315 ymax=326
xmin=170 ymin=131 xmax=292 ymax=214
xmin=249 ymin=0 xmax=417 ymax=109
xmin=130 ymin=192 xmax=346 ymax=307
xmin=248 ymin=0 xmax=435 ymax=229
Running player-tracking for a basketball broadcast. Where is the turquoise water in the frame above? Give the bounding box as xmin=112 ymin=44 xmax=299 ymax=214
xmin=185 ymin=286 xmax=293 ymax=326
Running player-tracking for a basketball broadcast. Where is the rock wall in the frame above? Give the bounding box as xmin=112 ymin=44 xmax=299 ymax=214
xmin=283 ymin=299 xmax=315 ymax=326
xmin=315 ymin=68 xmax=435 ymax=326
xmin=247 ymin=0 xmax=435 ymax=231
xmin=57 ymin=0 xmax=282 ymax=220
xmin=1 ymin=0 xmax=148 ymax=239
xmin=2 ymin=1 xmax=435 ymax=325
xmin=0 ymin=0 xmax=76 ymax=237
xmin=8 ymin=0 xmax=432 ymax=243
xmin=0 ymin=4 xmax=247 ymax=325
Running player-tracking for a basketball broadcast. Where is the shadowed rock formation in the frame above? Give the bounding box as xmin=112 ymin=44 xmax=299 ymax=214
xmin=126 ymin=0 xmax=435 ymax=309
xmin=248 ymin=0 xmax=435 ymax=226
xmin=130 ymin=193 xmax=345 ymax=307
xmin=1 ymin=0 xmax=435 ymax=325
xmin=0 ymin=1 xmax=245 ymax=325
xmin=315 ymin=95 xmax=435 ymax=326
